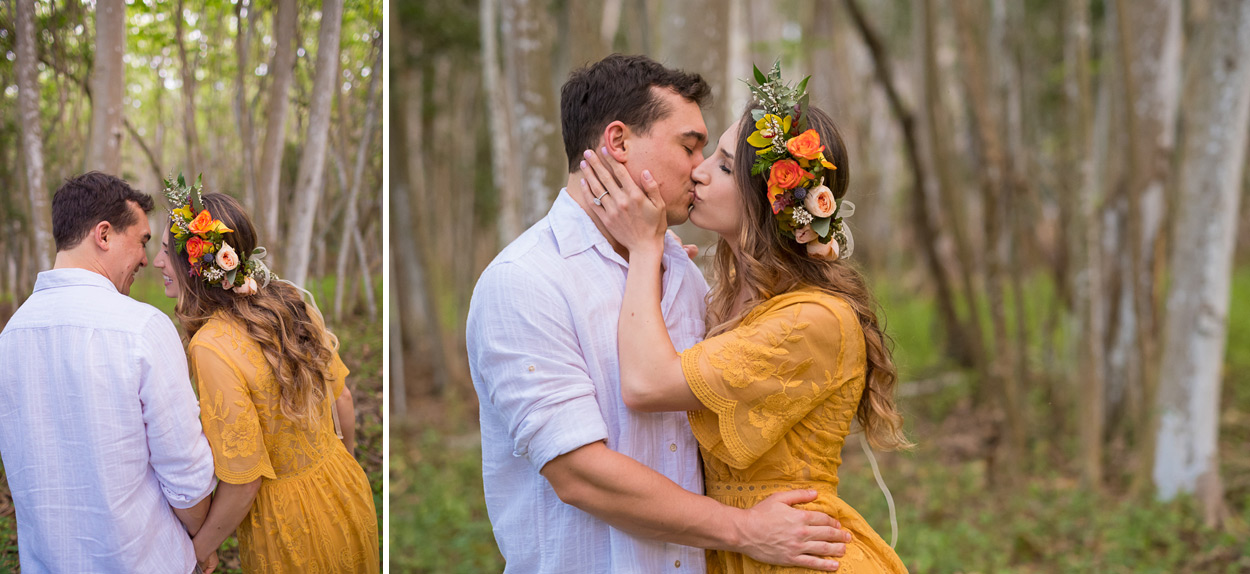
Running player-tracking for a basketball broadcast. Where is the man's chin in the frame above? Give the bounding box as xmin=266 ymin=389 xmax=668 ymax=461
xmin=664 ymin=208 xmax=692 ymax=227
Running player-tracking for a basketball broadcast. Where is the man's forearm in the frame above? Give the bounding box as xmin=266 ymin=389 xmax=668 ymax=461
xmin=541 ymin=441 xmax=747 ymax=550
xmin=172 ymin=495 xmax=212 ymax=536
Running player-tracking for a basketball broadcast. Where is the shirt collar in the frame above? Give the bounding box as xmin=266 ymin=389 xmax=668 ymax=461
xmin=33 ymin=268 xmax=120 ymax=294
xmin=548 ymin=189 xmax=604 ymax=259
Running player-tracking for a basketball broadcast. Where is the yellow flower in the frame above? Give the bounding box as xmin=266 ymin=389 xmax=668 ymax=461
xmin=173 ymin=206 xmax=193 ymax=220
xmin=817 ymin=152 xmax=837 ymax=170
xmin=747 ymin=114 xmax=793 ymax=153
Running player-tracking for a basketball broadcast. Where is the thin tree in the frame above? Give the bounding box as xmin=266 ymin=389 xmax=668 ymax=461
xmin=16 ymin=0 xmax=52 ymax=273
xmin=84 ymin=0 xmax=125 ymax=173
xmin=256 ymin=0 xmax=297 ymax=248
xmin=334 ymin=46 xmax=382 ymax=321
xmin=285 ymin=0 xmax=345 ymax=287
xmin=1152 ymin=0 xmax=1250 ymax=528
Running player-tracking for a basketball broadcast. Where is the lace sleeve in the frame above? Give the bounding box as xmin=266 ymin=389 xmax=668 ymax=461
xmin=190 ymin=341 xmax=277 ymax=484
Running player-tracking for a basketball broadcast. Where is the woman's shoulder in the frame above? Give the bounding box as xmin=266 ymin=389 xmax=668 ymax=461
xmin=188 ymin=313 xmax=254 ymax=352
xmin=756 ymin=287 xmax=857 ymax=323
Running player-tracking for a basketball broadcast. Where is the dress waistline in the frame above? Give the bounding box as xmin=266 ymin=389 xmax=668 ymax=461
xmin=705 ymin=479 xmax=838 ymax=498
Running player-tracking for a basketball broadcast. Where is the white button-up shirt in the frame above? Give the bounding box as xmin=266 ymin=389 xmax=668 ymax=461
xmin=0 ymin=268 xmax=217 ymax=574
xmin=468 ymin=191 xmax=709 ymax=573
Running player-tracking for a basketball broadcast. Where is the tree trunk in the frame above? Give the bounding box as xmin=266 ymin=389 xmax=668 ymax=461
xmin=234 ymin=0 xmax=259 ymax=210
xmin=952 ymin=0 xmax=1024 ymax=474
xmin=17 ymin=0 xmax=52 ymax=272
xmin=844 ymin=0 xmax=971 ymax=377
xmin=1152 ymin=0 xmax=1250 ymax=528
xmin=500 ymin=0 xmax=562 ymax=237
xmin=334 ymin=47 xmax=382 ymax=321
xmin=84 ymin=0 xmax=125 ymax=174
xmin=480 ymin=0 xmax=524 ymax=244
xmin=285 ymin=0 xmax=345 ymax=287
xmin=256 ymin=0 xmax=298 ymax=248
xmin=174 ymin=0 xmax=203 ymax=179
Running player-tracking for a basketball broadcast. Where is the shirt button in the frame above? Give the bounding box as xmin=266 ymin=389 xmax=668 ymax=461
xmin=675 ymin=560 xmax=681 ymax=568
xmin=669 ymin=443 xmax=677 ymax=452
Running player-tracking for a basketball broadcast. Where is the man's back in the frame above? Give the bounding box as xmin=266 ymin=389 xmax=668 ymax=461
xmin=0 ymin=268 xmax=216 ymax=573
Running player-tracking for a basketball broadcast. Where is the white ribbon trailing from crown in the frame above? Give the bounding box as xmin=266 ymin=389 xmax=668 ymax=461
xmin=834 ymin=200 xmax=855 ymax=260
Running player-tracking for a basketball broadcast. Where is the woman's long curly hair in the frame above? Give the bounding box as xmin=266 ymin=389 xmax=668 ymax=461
xmin=707 ymin=104 xmax=912 ymax=451
xmin=167 ymin=193 xmax=338 ymax=426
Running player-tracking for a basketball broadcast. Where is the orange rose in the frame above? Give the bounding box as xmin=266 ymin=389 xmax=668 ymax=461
xmin=187 ymin=209 xmax=214 ymax=235
xmin=766 ymin=159 xmax=813 ymax=214
xmin=785 ymin=129 xmax=825 ymax=161
xmin=186 ymin=236 xmax=207 ymax=263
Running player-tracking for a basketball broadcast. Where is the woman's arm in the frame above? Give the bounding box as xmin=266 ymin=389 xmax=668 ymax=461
xmin=336 ymin=386 xmax=356 ymax=453
xmin=190 ymin=479 xmax=262 ymax=563
xmin=580 ymin=149 xmax=702 ymax=412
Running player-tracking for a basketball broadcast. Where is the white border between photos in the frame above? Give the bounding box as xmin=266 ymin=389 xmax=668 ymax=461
xmin=380 ymin=0 xmax=391 ymax=567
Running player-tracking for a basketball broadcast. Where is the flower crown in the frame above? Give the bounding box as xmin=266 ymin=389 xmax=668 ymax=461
xmin=164 ymin=173 xmax=275 ymax=295
xmin=746 ymin=62 xmax=855 ymax=261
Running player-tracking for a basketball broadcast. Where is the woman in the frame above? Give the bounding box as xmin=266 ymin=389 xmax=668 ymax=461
xmin=578 ymin=66 xmax=910 ymax=573
xmin=153 ymin=182 xmax=379 ymax=573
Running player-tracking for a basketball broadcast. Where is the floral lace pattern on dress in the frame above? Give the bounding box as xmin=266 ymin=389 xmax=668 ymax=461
xmin=189 ymin=315 xmax=379 ymax=573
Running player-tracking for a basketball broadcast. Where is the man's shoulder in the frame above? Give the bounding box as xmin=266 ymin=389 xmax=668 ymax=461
xmin=5 ymin=286 xmax=171 ymax=336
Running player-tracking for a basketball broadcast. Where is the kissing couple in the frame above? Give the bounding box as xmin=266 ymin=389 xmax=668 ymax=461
xmin=468 ymin=54 xmax=910 ymax=572
xmin=0 ymin=173 xmax=378 ymax=573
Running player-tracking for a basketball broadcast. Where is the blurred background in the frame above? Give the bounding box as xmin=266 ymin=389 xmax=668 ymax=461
xmin=395 ymin=0 xmax=1250 ymax=572
xmin=0 ymin=0 xmax=383 ymax=570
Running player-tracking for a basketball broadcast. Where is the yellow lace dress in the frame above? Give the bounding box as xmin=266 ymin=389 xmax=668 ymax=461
xmin=682 ymin=289 xmax=906 ymax=573
xmin=189 ymin=315 xmax=379 ymax=573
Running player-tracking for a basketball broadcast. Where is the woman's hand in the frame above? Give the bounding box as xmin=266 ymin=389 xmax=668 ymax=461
xmin=578 ymin=147 xmax=667 ymax=258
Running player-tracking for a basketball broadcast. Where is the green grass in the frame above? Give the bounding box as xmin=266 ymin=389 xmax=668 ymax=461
xmin=0 ymin=273 xmax=383 ymax=572
xmin=390 ymin=268 xmax=1250 ymax=573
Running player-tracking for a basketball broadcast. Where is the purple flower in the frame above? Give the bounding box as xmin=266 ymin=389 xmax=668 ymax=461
xmin=793 ymin=187 xmax=807 ymax=201
xmin=203 ymin=253 xmax=215 ymax=263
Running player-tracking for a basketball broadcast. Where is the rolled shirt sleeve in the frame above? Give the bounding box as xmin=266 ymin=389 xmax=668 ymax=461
xmin=468 ymin=262 xmax=609 ymax=470
xmin=138 ymin=313 xmax=218 ymax=509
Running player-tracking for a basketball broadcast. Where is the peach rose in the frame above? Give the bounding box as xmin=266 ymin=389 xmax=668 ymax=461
xmin=807 ymin=239 xmax=840 ymax=261
xmin=785 ymin=129 xmax=825 ymax=161
xmin=186 ymin=236 xmax=207 ymax=263
xmin=793 ymin=226 xmax=818 ymax=244
xmin=187 ymin=209 xmax=215 ymax=235
xmin=233 ymin=276 xmax=259 ymax=296
xmin=804 ymin=185 xmax=836 ymax=218
xmin=216 ymin=243 xmax=239 ymax=271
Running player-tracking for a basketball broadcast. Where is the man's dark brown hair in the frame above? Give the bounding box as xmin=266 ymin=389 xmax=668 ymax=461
xmin=560 ymin=54 xmax=712 ymax=172
xmin=52 ymin=172 xmax=155 ymax=251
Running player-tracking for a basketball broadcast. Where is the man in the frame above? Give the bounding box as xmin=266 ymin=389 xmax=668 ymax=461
xmin=0 ymin=173 xmax=218 ymax=573
xmin=467 ymin=54 xmax=849 ymax=573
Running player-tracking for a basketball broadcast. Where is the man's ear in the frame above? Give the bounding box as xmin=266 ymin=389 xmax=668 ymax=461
xmin=92 ymin=221 xmax=113 ymax=251
xmin=602 ymin=121 xmax=630 ymax=163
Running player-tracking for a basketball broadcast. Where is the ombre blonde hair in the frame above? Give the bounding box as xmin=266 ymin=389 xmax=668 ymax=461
xmin=167 ymin=193 xmax=339 ymax=426
xmin=708 ymin=104 xmax=912 ymax=452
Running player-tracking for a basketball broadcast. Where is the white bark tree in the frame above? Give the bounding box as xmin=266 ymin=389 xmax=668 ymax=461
xmin=285 ymin=0 xmax=345 ymax=287
xmin=256 ymin=0 xmax=298 ymax=248
xmin=1152 ymin=0 xmax=1250 ymax=527
xmin=84 ymin=0 xmax=125 ymax=174
xmin=490 ymin=0 xmax=562 ymax=243
xmin=17 ymin=0 xmax=52 ymax=272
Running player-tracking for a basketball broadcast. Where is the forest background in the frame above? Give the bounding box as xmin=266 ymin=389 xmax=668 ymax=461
xmin=0 ymin=0 xmax=384 ymax=571
xmin=391 ymin=0 xmax=1250 ymax=572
